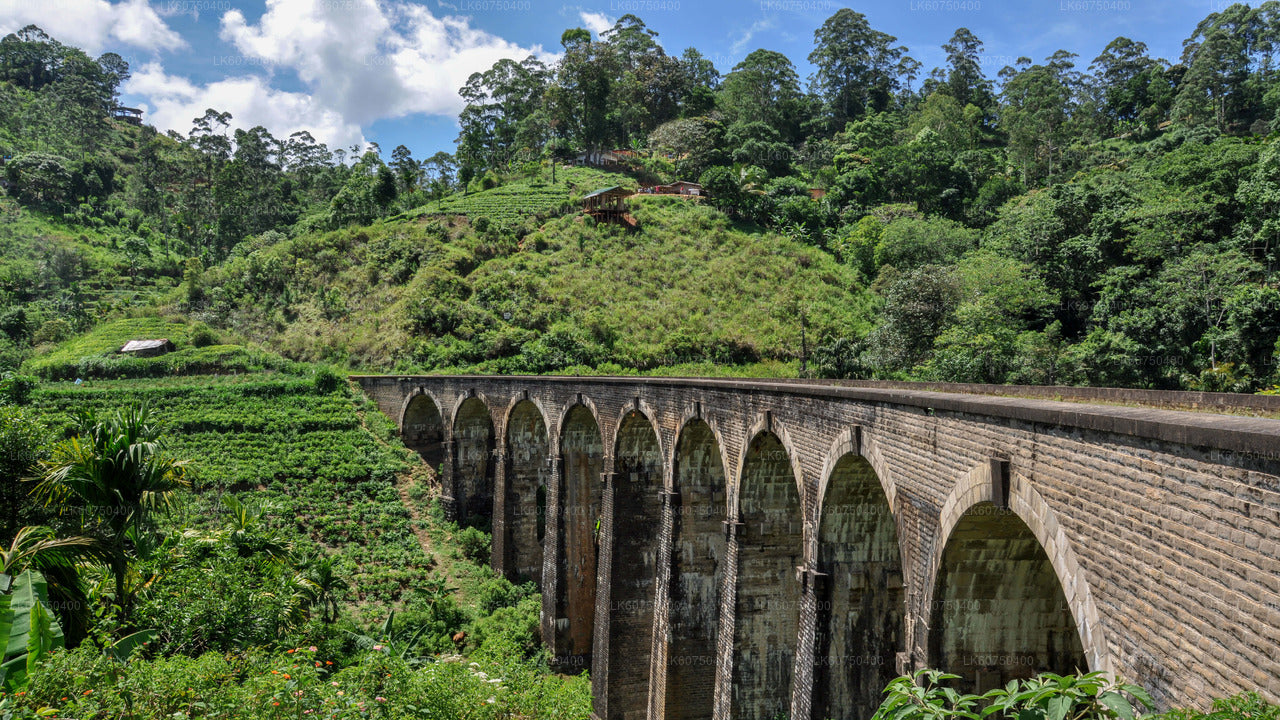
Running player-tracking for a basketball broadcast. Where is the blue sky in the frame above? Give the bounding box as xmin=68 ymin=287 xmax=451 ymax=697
xmin=0 ymin=0 xmax=1231 ymax=162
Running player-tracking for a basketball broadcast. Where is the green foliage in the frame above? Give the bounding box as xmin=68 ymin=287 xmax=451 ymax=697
xmin=15 ymin=644 xmax=593 ymax=719
xmin=872 ymin=670 xmax=1154 ymax=720
xmin=455 ymin=527 xmax=491 ymax=565
xmin=0 ymin=570 xmax=65 ymax=691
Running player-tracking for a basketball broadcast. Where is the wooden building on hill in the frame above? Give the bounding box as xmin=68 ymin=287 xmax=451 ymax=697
xmin=582 ymin=186 xmax=637 ymax=228
xmin=112 ymin=106 xmax=144 ymax=125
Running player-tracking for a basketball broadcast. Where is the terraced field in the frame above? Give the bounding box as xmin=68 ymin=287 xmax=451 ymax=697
xmin=408 ymin=166 xmax=632 ymax=227
xmin=26 ymin=373 xmax=431 ymax=616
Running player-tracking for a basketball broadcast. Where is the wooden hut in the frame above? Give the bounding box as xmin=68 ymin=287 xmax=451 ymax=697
xmin=581 ymin=186 xmax=637 ymax=228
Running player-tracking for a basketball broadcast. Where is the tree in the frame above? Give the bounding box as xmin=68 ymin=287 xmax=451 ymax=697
xmin=718 ymin=49 xmax=805 ymax=140
xmin=1000 ymin=59 xmax=1072 ymax=185
xmin=1089 ymin=37 xmax=1172 ymax=136
xmin=0 ymin=525 xmax=101 ymax=645
xmin=809 ymin=9 xmax=912 ymax=128
xmin=1172 ymin=2 xmax=1280 ymax=131
xmin=938 ymin=28 xmax=995 ymax=116
xmin=546 ymin=30 xmax=617 ymax=158
xmin=35 ymin=404 xmax=189 ymax=617
xmin=5 ymin=153 xmax=72 ymax=210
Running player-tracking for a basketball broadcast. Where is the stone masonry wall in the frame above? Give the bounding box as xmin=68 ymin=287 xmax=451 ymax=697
xmin=353 ymin=376 xmax=1280 ymax=719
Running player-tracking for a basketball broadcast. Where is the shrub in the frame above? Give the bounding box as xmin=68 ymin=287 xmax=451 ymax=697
xmin=189 ymin=322 xmax=219 ymax=348
xmin=456 ymin=526 xmax=491 ymax=565
xmin=313 ymin=365 xmax=343 ymax=393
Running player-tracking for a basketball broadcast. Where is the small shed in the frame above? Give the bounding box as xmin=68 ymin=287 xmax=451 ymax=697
xmin=808 ymin=187 xmax=827 ymax=200
xmin=112 ymin=106 xmax=144 ymax=125
xmin=120 ymin=338 xmax=174 ymax=357
xmin=582 ymin=186 xmax=637 ymax=228
xmin=666 ymin=180 xmax=704 ymax=196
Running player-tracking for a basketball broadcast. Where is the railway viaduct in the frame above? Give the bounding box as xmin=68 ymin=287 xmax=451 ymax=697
xmin=352 ymin=375 xmax=1280 ymax=720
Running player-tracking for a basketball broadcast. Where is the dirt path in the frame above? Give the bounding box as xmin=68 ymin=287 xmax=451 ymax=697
xmin=348 ymin=383 xmax=466 ymax=598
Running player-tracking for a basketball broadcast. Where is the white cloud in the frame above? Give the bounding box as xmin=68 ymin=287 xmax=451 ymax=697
xmin=730 ymin=17 xmax=775 ymax=57
xmin=218 ymin=0 xmax=555 ymax=126
xmin=125 ymin=62 xmax=366 ymax=151
xmin=0 ymin=0 xmax=184 ymax=54
xmin=578 ymin=10 xmax=614 ymax=38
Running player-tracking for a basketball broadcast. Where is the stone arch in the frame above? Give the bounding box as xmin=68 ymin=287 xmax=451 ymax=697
xmin=452 ymin=395 xmax=496 ymax=530
xmin=504 ymin=398 xmax=550 ymax=584
xmin=736 ymin=413 xmax=806 ymax=508
xmin=663 ymin=416 xmax=729 ymax=720
xmin=606 ymin=408 xmax=665 ymax=720
xmin=671 ymin=405 xmax=732 ymax=496
xmin=556 ymin=403 xmax=605 ymax=673
xmin=731 ymin=429 xmax=804 ymax=720
xmin=926 ymin=462 xmax=1106 ymax=692
xmin=400 ymin=389 xmax=446 ymax=472
xmin=813 ymin=431 xmax=905 ymax=720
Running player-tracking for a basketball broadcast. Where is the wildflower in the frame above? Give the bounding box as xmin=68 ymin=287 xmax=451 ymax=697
xmin=316 ymin=661 xmax=322 ymax=667
xmin=325 ymin=661 xmax=333 ymax=665
xmin=376 ymin=697 xmax=386 ymax=703
xmin=337 ymin=691 xmax=344 ymax=697
xmin=309 ymin=646 xmax=318 ymax=652
xmin=331 ymin=682 xmax=339 ymax=687
xmin=283 ymin=674 xmax=291 ymax=679
xmin=83 ymin=690 xmax=94 ymax=695
xmin=372 ymin=644 xmax=383 ymax=651
xmin=273 ymin=702 xmax=280 ymax=706
xmin=287 ymin=649 xmax=296 ymax=654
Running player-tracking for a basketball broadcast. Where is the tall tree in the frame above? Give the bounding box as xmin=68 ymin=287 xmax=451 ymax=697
xmin=1173 ymin=2 xmax=1280 ymax=130
xmin=809 ymin=9 xmax=912 ymax=128
xmin=939 ymin=28 xmax=996 ymax=116
xmin=1089 ymin=37 xmax=1173 ymax=136
xmin=719 ymin=49 xmax=805 ymax=140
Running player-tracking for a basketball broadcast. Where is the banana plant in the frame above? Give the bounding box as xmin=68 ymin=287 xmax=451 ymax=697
xmin=0 ymin=570 xmax=65 ymax=691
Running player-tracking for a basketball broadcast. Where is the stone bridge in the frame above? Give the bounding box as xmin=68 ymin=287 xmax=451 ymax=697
xmin=352 ymin=375 xmax=1280 ymax=720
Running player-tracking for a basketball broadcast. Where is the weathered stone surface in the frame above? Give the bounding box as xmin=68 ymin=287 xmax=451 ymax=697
xmin=355 ymin=375 xmax=1280 ymax=720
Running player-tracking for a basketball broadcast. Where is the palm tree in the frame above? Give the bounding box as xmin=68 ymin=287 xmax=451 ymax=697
xmin=300 ymin=552 xmax=349 ymax=624
xmin=0 ymin=525 xmax=103 ymax=644
xmin=34 ymin=403 xmax=189 ymax=618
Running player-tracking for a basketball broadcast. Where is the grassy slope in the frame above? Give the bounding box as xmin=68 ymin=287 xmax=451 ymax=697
xmin=178 ymin=194 xmax=872 ymax=374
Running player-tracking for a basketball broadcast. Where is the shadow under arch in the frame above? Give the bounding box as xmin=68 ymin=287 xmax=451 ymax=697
xmin=504 ymin=398 xmax=549 ymax=584
xmin=731 ymin=428 xmax=803 ymax=720
xmin=928 ymin=464 xmax=1105 ymax=692
xmin=452 ymin=395 xmax=495 ymax=530
xmin=663 ymin=416 xmax=729 ymax=720
xmin=814 ymin=444 xmax=904 ymax=720
xmin=401 ymin=390 xmax=446 ymax=472
xmin=606 ymin=408 xmax=664 ymax=720
xmin=555 ymin=403 xmax=604 ymax=674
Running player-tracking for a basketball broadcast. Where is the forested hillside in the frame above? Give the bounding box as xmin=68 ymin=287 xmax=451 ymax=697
xmin=3 ymin=5 xmax=1280 ymax=390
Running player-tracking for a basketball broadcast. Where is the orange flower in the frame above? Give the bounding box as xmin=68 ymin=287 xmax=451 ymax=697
xmin=283 ymin=674 xmax=291 ymax=679
xmin=83 ymin=690 xmax=93 ymax=696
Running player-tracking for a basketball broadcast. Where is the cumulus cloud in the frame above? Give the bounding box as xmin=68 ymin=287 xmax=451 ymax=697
xmin=218 ymin=0 xmax=554 ymax=125
xmin=578 ymin=10 xmax=614 ymax=38
xmin=126 ymin=62 xmax=366 ymax=151
xmin=0 ymin=0 xmax=184 ymax=54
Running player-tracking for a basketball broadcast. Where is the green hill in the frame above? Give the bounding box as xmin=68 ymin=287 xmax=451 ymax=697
xmin=162 ymin=194 xmax=871 ymax=375
xmin=405 ymin=165 xmax=630 ymax=228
